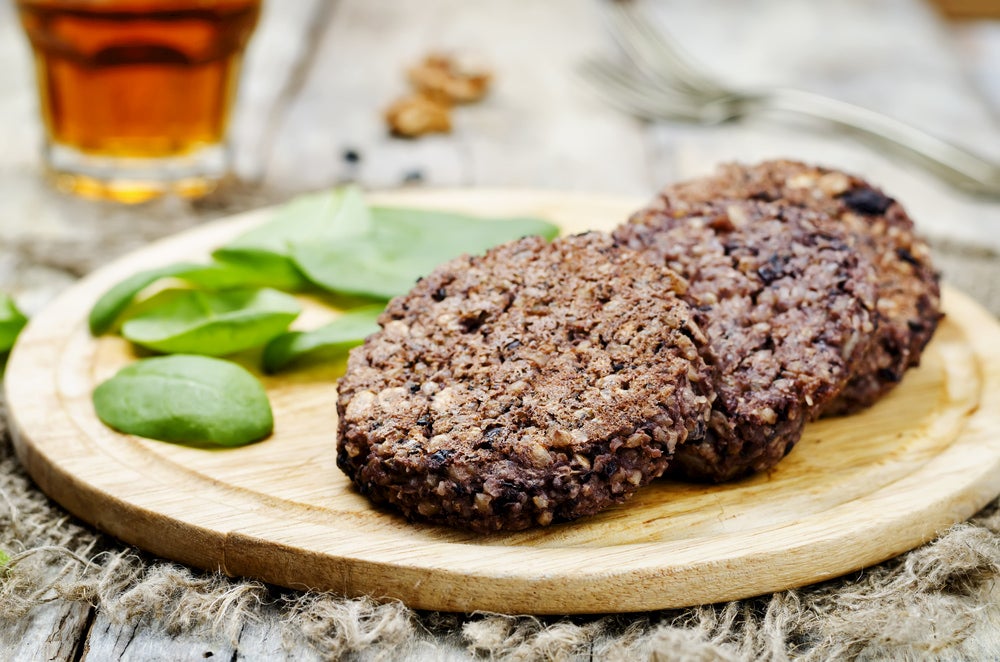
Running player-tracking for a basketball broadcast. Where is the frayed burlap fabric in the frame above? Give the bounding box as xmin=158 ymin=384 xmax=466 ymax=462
xmin=2 ymin=239 xmax=1000 ymax=660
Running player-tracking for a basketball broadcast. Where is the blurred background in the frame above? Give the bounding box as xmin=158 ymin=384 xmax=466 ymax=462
xmin=1 ymin=0 xmax=999 ymax=309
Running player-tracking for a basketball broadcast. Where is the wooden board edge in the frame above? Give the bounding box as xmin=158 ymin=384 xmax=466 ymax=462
xmin=6 ymin=191 xmax=1000 ymax=614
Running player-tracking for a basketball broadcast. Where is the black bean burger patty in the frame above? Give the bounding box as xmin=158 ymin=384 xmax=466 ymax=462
xmin=656 ymin=160 xmax=942 ymax=415
xmin=337 ymin=233 xmax=716 ymax=532
xmin=614 ymin=199 xmax=880 ymax=482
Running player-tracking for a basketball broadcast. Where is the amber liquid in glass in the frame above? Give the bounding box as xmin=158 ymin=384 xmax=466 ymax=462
xmin=17 ymin=0 xmax=260 ymax=200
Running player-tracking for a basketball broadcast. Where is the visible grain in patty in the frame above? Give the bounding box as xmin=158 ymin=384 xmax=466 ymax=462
xmin=337 ymin=233 xmax=715 ymax=531
xmin=614 ymin=199 xmax=879 ymax=482
xmin=657 ymin=160 xmax=941 ymax=414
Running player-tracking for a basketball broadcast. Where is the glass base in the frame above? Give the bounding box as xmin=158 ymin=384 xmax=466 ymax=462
xmin=44 ymin=142 xmax=230 ymax=203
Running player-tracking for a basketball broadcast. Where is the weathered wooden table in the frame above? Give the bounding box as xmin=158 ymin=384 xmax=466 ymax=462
xmin=1 ymin=0 xmax=999 ymax=658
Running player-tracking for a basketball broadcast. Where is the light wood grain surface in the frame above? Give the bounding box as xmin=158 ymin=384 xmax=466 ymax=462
xmin=7 ymin=190 xmax=1000 ymax=614
xmin=1 ymin=0 xmax=999 ymax=656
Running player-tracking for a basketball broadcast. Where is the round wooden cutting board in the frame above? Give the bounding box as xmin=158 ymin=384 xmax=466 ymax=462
xmin=7 ymin=190 xmax=1000 ymax=614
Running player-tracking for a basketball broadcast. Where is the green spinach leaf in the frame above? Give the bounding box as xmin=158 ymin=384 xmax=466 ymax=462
xmin=291 ymin=209 xmax=559 ymax=299
xmin=262 ymin=304 xmax=382 ymax=373
xmin=213 ymin=185 xmax=372 ymax=291
xmin=121 ymin=288 xmax=301 ymax=356
xmin=93 ymin=355 xmax=272 ymax=447
xmin=89 ymin=261 xmax=272 ymax=336
xmin=0 ymin=294 xmax=27 ymax=354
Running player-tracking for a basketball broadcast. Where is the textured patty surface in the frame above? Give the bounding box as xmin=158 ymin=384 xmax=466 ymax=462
xmin=614 ymin=199 xmax=879 ymax=482
xmin=337 ymin=233 xmax=715 ymax=532
xmin=656 ymin=160 xmax=941 ymax=414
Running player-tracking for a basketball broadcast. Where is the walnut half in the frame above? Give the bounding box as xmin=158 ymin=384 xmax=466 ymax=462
xmin=385 ymin=94 xmax=452 ymax=138
xmin=408 ymin=54 xmax=492 ymax=104
xmin=385 ymin=53 xmax=493 ymax=138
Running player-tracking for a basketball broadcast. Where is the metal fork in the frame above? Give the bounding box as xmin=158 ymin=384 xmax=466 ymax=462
xmin=582 ymin=2 xmax=1000 ymax=197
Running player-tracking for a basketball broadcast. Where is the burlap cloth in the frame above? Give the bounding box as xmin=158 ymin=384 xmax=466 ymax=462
xmin=2 ymin=206 xmax=1000 ymax=659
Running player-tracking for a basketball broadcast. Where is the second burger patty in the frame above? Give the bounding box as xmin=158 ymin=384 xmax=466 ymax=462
xmin=614 ymin=197 xmax=880 ymax=482
xmin=651 ymin=160 xmax=942 ymax=415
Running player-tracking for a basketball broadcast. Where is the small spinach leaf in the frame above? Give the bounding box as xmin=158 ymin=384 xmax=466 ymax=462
xmin=213 ymin=185 xmax=372 ymax=291
xmin=0 ymin=294 xmax=27 ymax=354
xmin=292 ymin=241 xmax=436 ymax=300
xmin=372 ymin=207 xmax=560 ymax=246
xmin=206 ymin=250 xmax=306 ymax=292
xmin=89 ymin=261 xmax=272 ymax=336
xmin=291 ymin=210 xmax=559 ymax=299
xmin=262 ymin=304 xmax=382 ymax=373
xmin=90 ymin=263 xmax=195 ymax=336
xmin=121 ymin=288 xmax=301 ymax=356
xmin=93 ymin=355 xmax=272 ymax=447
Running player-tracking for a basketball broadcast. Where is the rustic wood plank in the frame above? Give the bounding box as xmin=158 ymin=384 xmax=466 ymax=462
xmin=229 ymin=0 xmax=335 ymax=183
xmin=233 ymin=618 xmax=324 ymax=661
xmin=0 ymin=600 xmax=92 ymax=660
xmin=0 ymin=2 xmax=42 ymax=171
xmin=953 ymin=21 xmax=1000 ymax=115
xmin=262 ymin=0 xmax=466 ymax=193
xmin=76 ymin=609 xmax=465 ymax=661
xmin=352 ymin=636 xmax=474 ymax=661
xmin=439 ymin=0 xmax=653 ymax=195
xmin=80 ymin=611 xmax=331 ymax=661
xmin=263 ymin=0 xmax=651 ymax=195
xmin=82 ymin=612 xmax=238 ymax=661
